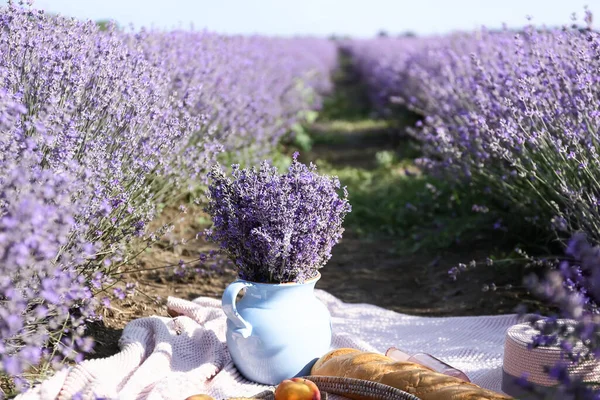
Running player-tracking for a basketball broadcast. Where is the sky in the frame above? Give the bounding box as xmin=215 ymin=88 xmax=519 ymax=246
xmin=15 ymin=0 xmax=595 ymax=37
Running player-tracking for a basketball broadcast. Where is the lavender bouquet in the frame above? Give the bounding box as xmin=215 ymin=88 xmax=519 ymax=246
xmin=205 ymin=153 xmax=351 ymax=283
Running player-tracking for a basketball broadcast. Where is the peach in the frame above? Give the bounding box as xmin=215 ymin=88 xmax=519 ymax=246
xmin=274 ymin=377 xmax=321 ymax=400
xmin=184 ymin=395 xmax=215 ymax=400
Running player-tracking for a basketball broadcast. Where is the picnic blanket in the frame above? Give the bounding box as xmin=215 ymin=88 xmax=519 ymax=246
xmin=19 ymin=290 xmax=518 ymax=400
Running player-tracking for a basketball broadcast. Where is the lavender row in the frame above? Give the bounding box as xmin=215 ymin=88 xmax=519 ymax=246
xmin=139 ymin=31 xmax=337 ymax=156
xmin=0 ymin=4 xmax=336 ymax=387
xmin=341 ymin=37 xmax=421 ymax=116
xmin=346 ymin=15 xmax=600 ymax=395
xmin=346 ymin=15 xmax=600 ymax=245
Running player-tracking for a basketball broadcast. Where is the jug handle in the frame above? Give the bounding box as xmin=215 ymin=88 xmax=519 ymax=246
xmin=222 ymin=280 xmax=253 ymax=338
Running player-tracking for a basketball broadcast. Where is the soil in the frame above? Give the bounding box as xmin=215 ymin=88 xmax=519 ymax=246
xmin=89 ymin=120 xmax=529 ymax=360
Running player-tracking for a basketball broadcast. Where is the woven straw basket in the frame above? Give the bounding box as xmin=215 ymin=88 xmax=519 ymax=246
xmin=228 ymin=376 xmax=421 ymax=399
xmin=503 ymin=321 xmax=600 ymax=398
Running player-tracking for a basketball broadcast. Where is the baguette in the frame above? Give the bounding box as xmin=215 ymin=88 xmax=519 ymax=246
xmin=311 ymin=349 xmax=513 ymax=400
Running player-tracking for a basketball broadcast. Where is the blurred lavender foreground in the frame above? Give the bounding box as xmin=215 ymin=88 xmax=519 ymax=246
xmin=0 ymin=3 xmax=336 ymax=393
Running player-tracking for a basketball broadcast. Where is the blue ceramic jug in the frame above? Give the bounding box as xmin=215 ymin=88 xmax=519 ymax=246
xmin=222 ymin=272 xmax=332 ymax=385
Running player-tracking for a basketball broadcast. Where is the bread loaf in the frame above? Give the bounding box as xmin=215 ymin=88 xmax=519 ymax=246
xmin=311 ymin=349 xmax=513 ymax=400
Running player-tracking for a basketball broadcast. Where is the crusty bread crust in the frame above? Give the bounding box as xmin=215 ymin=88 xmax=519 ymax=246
xmin=311 ymin=348 xmax=362 ymax=373
xmin=311 ymin=349 xmax=513 ymax=400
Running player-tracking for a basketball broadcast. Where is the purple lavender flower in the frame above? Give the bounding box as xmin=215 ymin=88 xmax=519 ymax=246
xmin=205 ymin=154 xmax=351 ymax=283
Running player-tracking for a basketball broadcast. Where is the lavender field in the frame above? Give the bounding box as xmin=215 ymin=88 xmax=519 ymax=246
xmin=3 ymin=1 xmax=600 ymax=398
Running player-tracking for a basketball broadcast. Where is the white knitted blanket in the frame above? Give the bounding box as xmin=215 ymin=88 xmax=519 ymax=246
xmin=19 ymin=290 xmax=518 ymax=400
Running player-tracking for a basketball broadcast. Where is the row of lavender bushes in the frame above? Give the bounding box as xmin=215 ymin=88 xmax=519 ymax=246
xmin=0 ymin=4 xmax=337 ymax=392
xmin=346 ymin=15 xmax=600 ymax=244
xmin=346 ymin=12 xmax=600 ymax=397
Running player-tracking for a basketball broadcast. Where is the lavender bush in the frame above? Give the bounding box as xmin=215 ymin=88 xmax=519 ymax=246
xmin=205 ymin=153 xmax=351 ymax=283
xmin=1 ymin=102 xmax=97 ymax=392
xmin=347 ymin=12 xmax=600 ymax=244
xmin=0 ymin=2 xmax=337 ymax=391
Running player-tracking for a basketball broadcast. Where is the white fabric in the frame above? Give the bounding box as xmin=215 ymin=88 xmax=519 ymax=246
xmin=19 ymin=290 xmax=518 ymax=400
